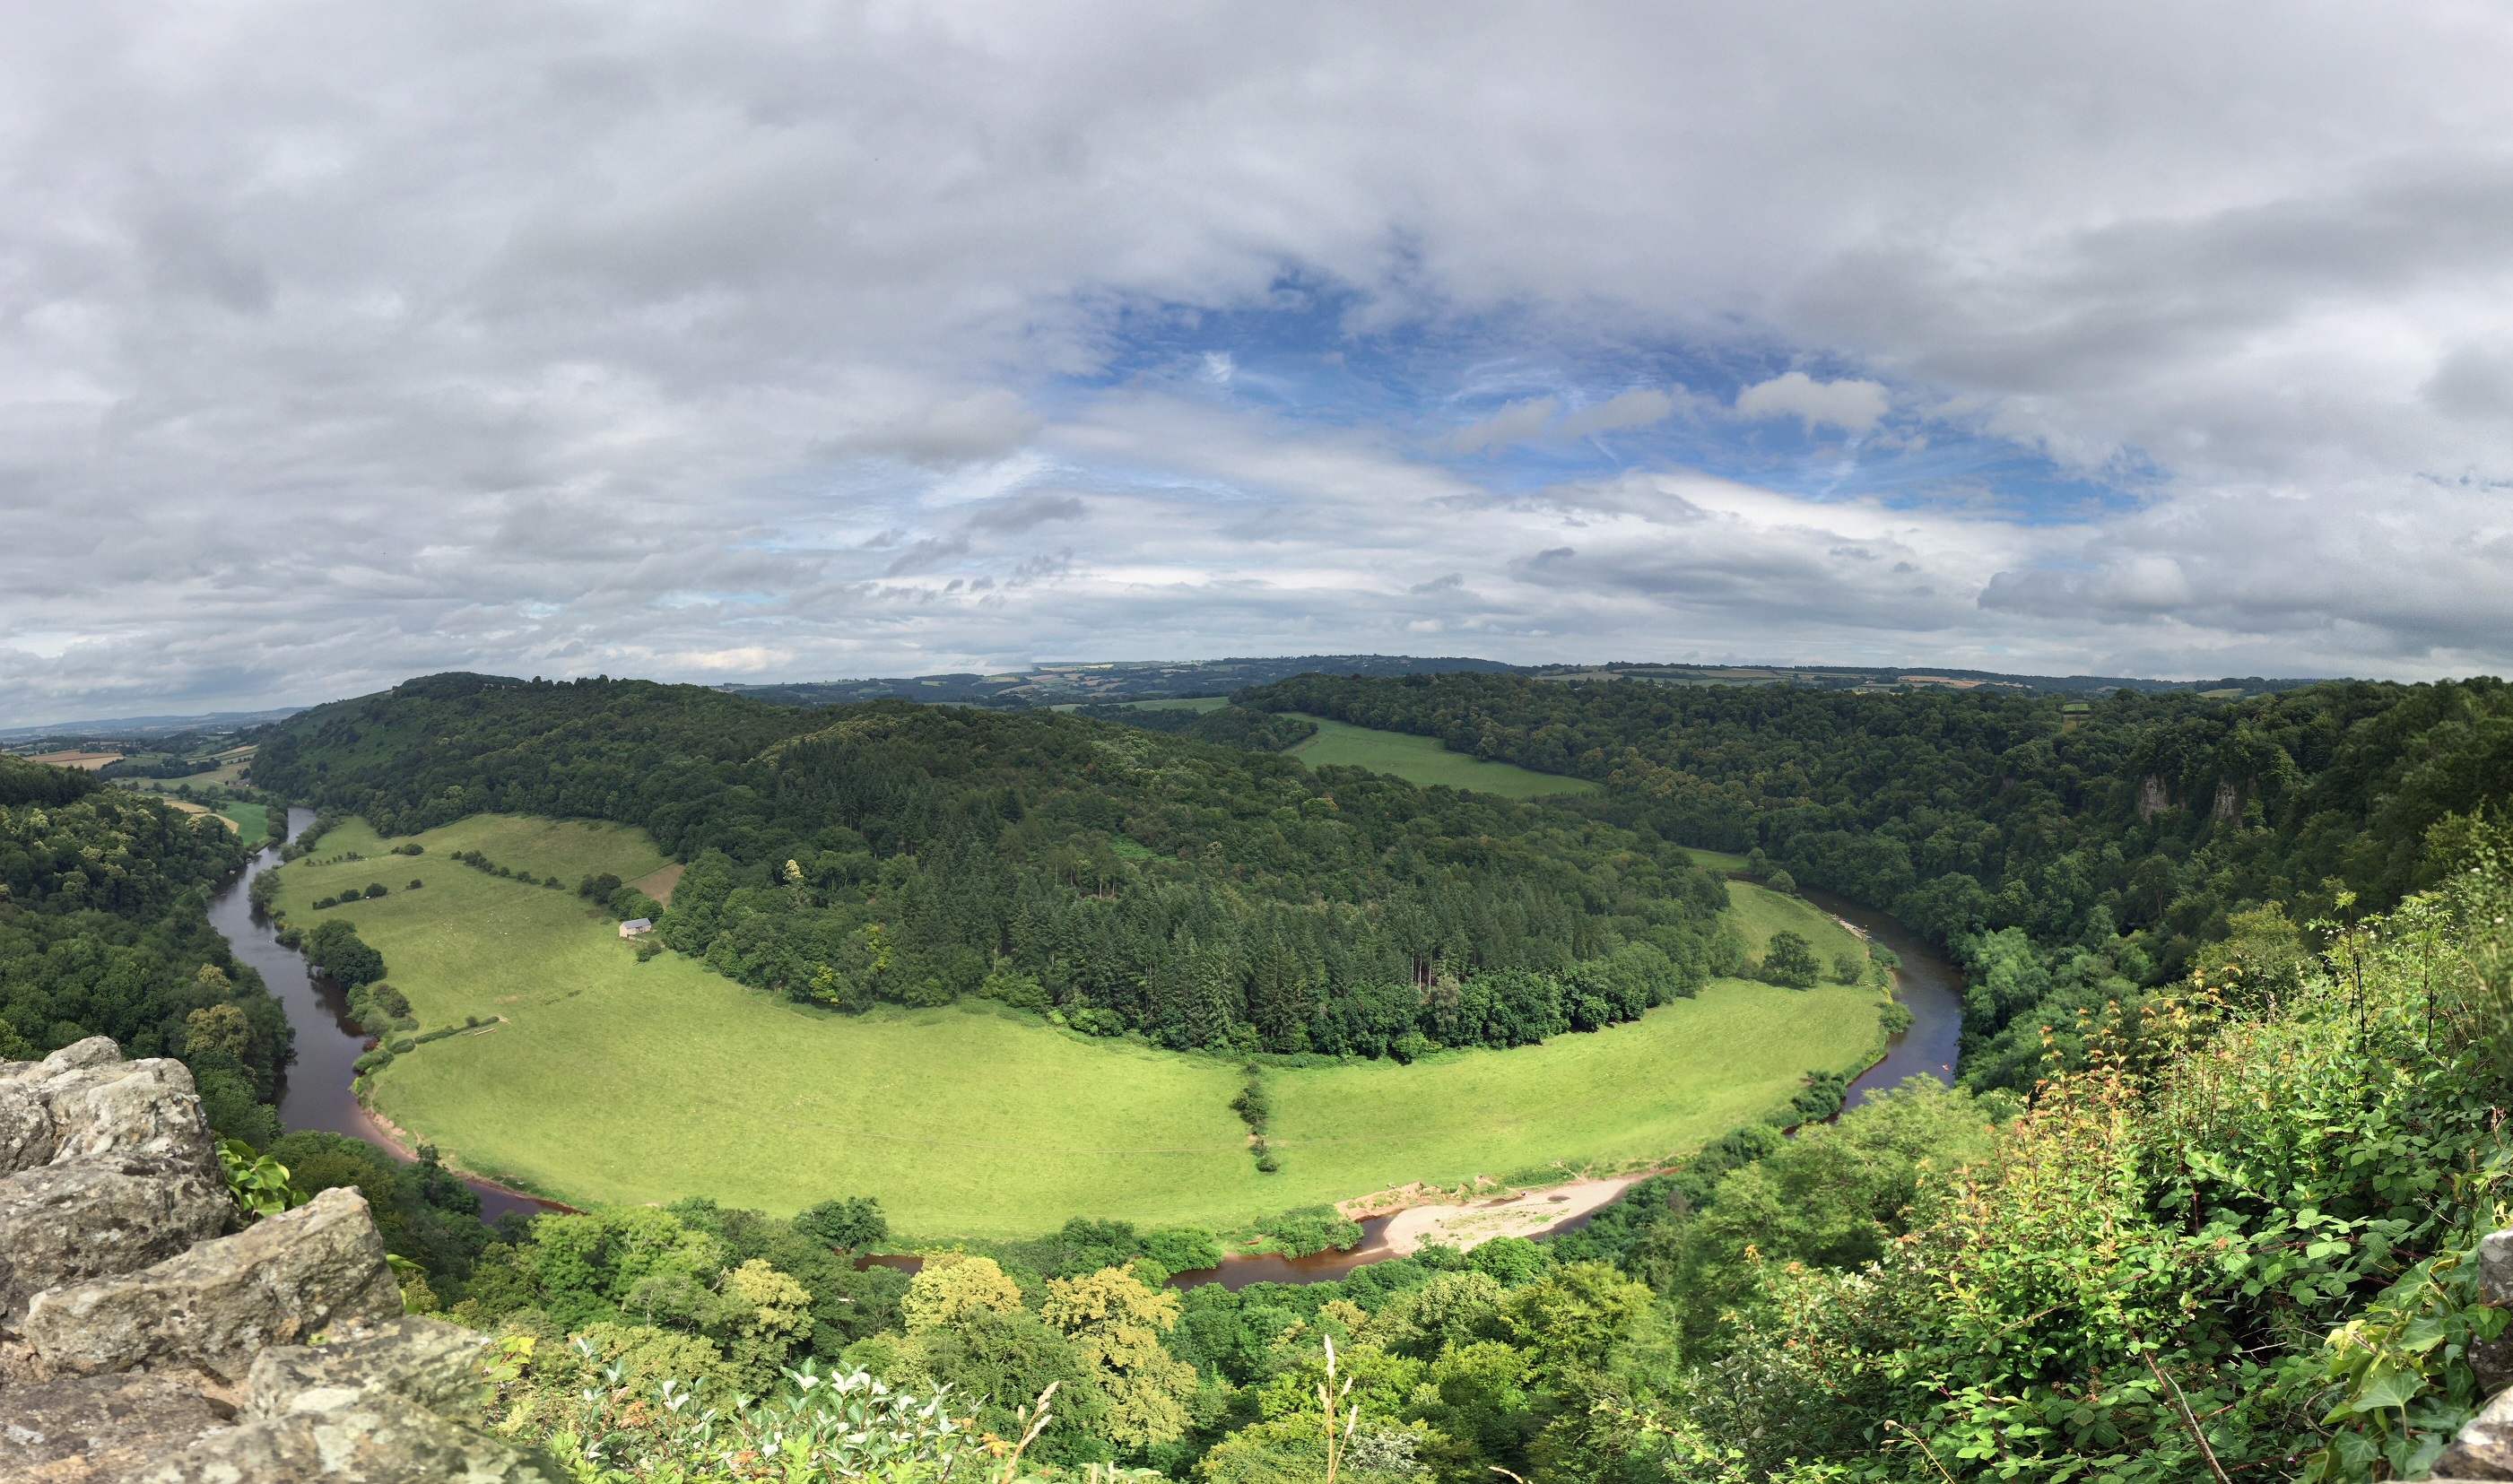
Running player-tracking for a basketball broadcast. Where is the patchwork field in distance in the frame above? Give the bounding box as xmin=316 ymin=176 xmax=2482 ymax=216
xmin=275 ymin=814 xmax=1884 ymax=1237
xmin=1282 ymin=715 xmax=1602 ymax=799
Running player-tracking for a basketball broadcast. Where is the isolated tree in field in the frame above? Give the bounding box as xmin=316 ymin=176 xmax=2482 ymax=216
xmin=1760 ymin=930 xmax=1821 ymax=989
xmin=1833 ymin=950 xmax=1865 ymax=985
xmin=1767 ymin=868 xmax=1796 ymax=895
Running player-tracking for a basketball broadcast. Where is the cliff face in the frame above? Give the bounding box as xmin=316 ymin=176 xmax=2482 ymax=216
xmin=0 ymin=1038 xmax=556 ymax=1482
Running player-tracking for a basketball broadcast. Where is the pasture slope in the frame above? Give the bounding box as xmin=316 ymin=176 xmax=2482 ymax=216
xmin=277 ymin=811 xmax=1881 ymax=1238
xmin=1283 ymin=714 xmax=1604 ymax=800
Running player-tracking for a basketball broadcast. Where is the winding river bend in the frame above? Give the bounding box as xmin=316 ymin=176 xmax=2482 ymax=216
xmin=210 ymin=812 xmax=1962 ymax=1277
xmin=208 ymin=809 xmax=554 ymax=1223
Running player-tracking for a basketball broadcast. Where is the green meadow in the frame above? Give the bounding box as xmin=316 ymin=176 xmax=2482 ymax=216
xmin=1283 ymin=715 xmax=1601 ymax=800
xmin=274 ymin=814 xmax=1884 ymax=1237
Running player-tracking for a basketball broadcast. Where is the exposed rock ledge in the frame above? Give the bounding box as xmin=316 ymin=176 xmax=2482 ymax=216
xmin=0 ymin=1037 xmax=557 ymax=1482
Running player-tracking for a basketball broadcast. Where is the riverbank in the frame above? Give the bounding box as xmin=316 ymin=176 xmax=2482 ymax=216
xmin=205 ymin=808 xmax=561 ymax=1224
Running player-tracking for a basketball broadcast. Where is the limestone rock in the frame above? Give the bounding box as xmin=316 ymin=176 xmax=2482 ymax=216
xmin=2436 ymin=1385 xmax=2513 ymax=1480
xmin=0 ymin=1080 xmax=55 ymax=1176
xmin=2481 ymin=1229 xmax=2513 ymax=1308
xmin=37 ymin=1053 xmax=222 ymax=1165
xmin=25 ymin=1186 xmax=404 ymax=1381
xmin=0 ymin=1371 xmax=231 ymax=1483
xmin=134 ymin=1389 xmax=562 ymax=1483
xmin=247 ymin=1316 xmax=491 ymax=1420
xmin=0 ymin=1155 xmax=235 ymax=1325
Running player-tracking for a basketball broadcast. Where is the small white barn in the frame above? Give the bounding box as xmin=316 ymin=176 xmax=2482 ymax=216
xmin=619 ymin=918 xmax=654 ymax=939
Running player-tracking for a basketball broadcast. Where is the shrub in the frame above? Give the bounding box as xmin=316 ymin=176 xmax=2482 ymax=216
xmin=363 ymin=882 xmax=387 ymax=898
xmin=1758 ymin=929 xmax=1821 ymax=988
xmin=1268 ymin=1205 xmax=1364 ymax=1256
xmin=606 ymin=885 xmax=665 ymax=921
xmin=408 ymin=878 xmax=423 ymax=890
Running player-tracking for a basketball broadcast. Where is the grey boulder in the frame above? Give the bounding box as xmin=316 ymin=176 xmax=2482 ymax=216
xmin=0 ymin=1155 xmax=235 ymax=1327
xmin=246 ymin=1316 xmax=492 ymax=1420
xmin=135 ymin=1390 xmax=562 ymax=1484
xmin=25 ymin=1186 xmax=404 ymax=1381
xmin=0 ymin=1078 xmax=54 ymax=1175
xmin=2437 ymin=1385 xmax=2513 ymax=1480
xmin=0 ymin=1371 xmax=231 ymax=1483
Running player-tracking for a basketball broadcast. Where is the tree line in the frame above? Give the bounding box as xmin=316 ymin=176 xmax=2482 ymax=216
xmin=1238 ymin=670 xmax=2513 ymax=1086
xmin=411 ymin=835 xmax=2513 ymax=1481
xmin=248 ymin=675 xmax=1740 ymax=1055
xmin=0 ymin=755 xmax=282 ymax=1143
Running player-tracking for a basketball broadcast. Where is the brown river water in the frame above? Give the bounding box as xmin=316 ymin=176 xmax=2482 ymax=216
xmin=213 ymin=811 xmax=1964 ymax=1278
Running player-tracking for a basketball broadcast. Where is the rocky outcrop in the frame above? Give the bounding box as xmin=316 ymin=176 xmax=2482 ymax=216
xmin=0 ymin=1038 xmax=235 ymax=1323
xmin=0 ymin=1372 xmax=230 ymax=1482
xmin=134 ymin=1318 xmax=556 ymax=1483
xmin=27 ymin=1186 xmax=405 ymax=1381
xmin=0 ymin=1038 xmax=560 ymax=1482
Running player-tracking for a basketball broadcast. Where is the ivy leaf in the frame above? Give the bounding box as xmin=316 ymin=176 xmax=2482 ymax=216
xmin=2350 ymin=1360 xmax=2422 ymax=1414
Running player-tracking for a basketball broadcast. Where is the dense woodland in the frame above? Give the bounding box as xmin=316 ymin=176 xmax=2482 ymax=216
xmin=1240 ymin=672 xmax=2513 ymax=1086
xmin=0 ymin=753 xmax=283 ymax=1142
xmin=19 ymin=662 xmax=2513 ymax=1480
xmin=1071 ymin=702 xmax=1319 ymax=753
xmin=251 ymin=676 xmax=1738 ymax=1055
xmin=334 ymin=829 xmax=2509 ymax=1484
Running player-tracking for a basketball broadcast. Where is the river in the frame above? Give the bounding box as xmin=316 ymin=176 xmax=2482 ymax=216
xmin=211 ymin=813 xmax=1961 ymax=1276
xmin=1804 ymin=885 xmax=1967 ymax=1112
xmin=207 ymin=808 xmax=554 ymax=1223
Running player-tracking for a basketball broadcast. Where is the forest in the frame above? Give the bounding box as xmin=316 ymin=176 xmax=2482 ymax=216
xmin=1237 ymin=672 xmax=2513 ymax=1087
xmin=20 ymin=662 xmax=2513 ymax=1480
xmin=0 ymin=751 xmax=283 ymax=1143
xmin=248 ymin=675 xmax=1739 ymax=1056
xmin=254 ymin=818 xmax=2513 ymax=1483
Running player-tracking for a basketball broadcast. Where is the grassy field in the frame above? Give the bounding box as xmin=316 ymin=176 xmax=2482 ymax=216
xmin=1726 ymin=879 xmax=1865 ymax=965
xmin=218 ymin=800 xmax=269 ymax=838
xmin=1283 ymin=716 xmax=1601 ymax=800
xmin=1126 ymin=697 xmax=1229 ymax=713
xmin=273 ymin=815 xmax=1884 ymax=1236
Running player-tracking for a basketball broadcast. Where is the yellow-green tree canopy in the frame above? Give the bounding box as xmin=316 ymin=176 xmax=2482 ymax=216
xmin=1041 ymin=1265 xmax=1197 ymax=1447
xmin=901 ymin=1254 xmax=1025 ymax=1333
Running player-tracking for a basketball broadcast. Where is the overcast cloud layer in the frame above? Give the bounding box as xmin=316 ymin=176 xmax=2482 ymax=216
xmin=4 ymin=1 xmax=2513 ymax=724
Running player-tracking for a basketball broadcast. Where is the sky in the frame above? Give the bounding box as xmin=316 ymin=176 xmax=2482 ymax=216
xmin=6 ymin=1 xmax=2513 ymax=725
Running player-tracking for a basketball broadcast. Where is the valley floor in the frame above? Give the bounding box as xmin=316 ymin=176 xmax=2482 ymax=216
xmin=274 ymin=814 xmax=1883 ymax=1237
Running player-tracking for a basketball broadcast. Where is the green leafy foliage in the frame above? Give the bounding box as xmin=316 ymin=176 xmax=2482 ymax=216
xmin=1239 ymin=671 xmax=2513 ymax=1090
xmin=217 ymin=1138 xmax=308 ymax=1221
xmin=1074 ymin=703 xmax=1321 ymax=753
xmin=1757 ymin=929 xmax=1821 ymax=988
xmin=250 ymin=677 xmax=1737 ymax=1055
xmin=302 ymin=916 xmax=387 ymax=988
xmin=0 ymin=764 xmax=279 ymax=1139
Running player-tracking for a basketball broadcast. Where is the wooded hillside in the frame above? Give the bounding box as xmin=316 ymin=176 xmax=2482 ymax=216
xmin=250 ymin=675 xmax=1740 ymax=1055
xmin=1238 ymin=672 xmax=2513 ymax=1084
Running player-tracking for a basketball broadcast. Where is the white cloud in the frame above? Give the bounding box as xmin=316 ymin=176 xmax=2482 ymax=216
xmin=1446 ymin=397 xmax=1561 ymax=452
xmin=1559 ymin=388 xmax=1680 ymax=438
xmin=4 ymin=2 xmax=2513 ymax=719
xmin=1734 ymin=373 xmax=1891 ymax=434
